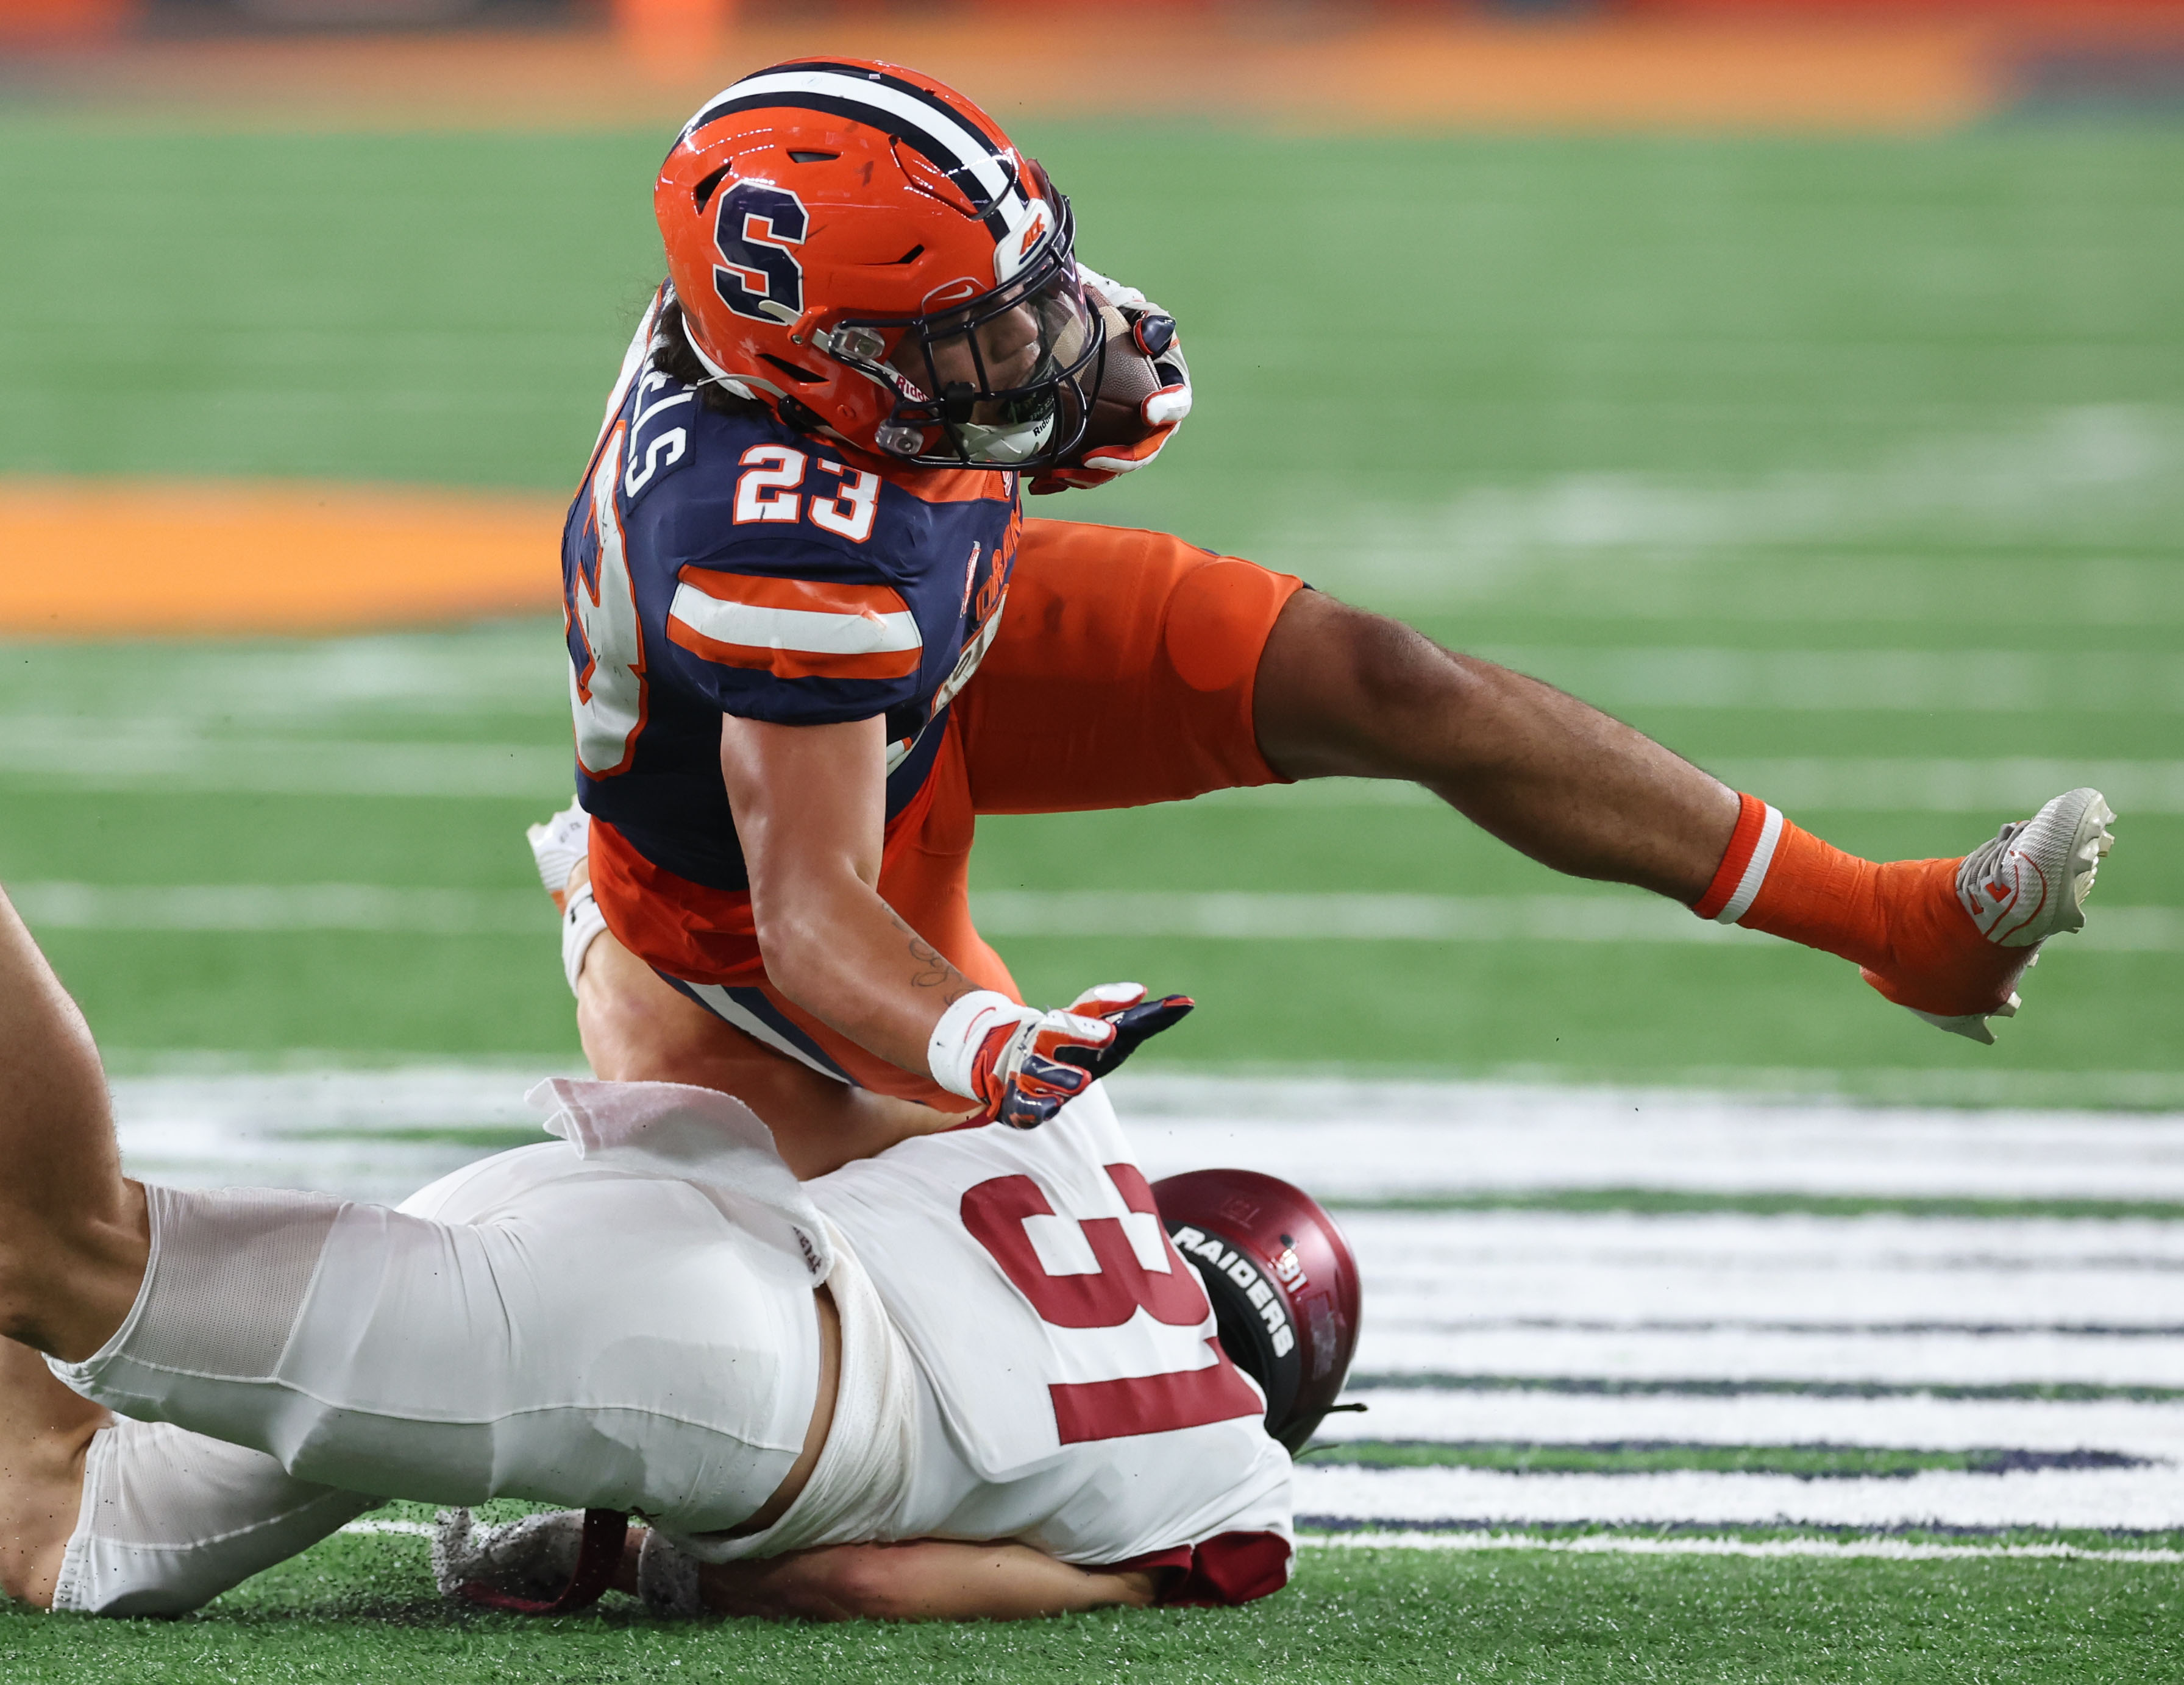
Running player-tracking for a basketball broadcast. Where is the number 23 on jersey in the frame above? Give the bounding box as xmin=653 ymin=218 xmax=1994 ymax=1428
xmin=733 ymin=445 xmax=880 ymax=543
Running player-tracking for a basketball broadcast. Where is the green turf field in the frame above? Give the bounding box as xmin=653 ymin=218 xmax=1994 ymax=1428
xmin=3 ymin=1511 xmax=2179 ymax=1684
xmin=2 ymin=117 xmax=2179 ymax=1095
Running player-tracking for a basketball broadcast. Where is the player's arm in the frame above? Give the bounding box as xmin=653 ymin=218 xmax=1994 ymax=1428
xmin=721 ymin=713 xmax=1192 ymax=1126
xmin=720 ymin=712 xmax=969 ymax=1075
xmin=691 ymin=1539 xmax=1162 ymax=1622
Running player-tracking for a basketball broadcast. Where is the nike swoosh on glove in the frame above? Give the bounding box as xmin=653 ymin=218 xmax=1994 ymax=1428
xmin=1030 ymin=264 xmax=1193 ymax=495
xmin=928 ymin=983 xmax=1195 ymax=1129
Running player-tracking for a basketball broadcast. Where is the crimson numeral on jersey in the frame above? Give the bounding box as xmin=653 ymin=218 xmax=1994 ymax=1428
xmin=731 ymin=445 xmax=880 ymax=543
xmin=961 ymin=1163 xmax=1265 ymax=1445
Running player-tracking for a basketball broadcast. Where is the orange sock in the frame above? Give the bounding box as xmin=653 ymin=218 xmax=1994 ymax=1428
xmin=1692 ymin=793 xmax=2017 ymax=1017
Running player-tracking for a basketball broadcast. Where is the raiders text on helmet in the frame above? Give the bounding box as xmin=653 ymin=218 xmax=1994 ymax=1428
xmin=1153 ymin=1169 xmax=1362 ymax=1454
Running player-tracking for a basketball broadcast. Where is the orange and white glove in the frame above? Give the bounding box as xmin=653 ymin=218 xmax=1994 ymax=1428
xmin=927 ymin=983 xmax=1195 ymax=1129
xmin=1030 ymin=264 xmax=1193 ymax=495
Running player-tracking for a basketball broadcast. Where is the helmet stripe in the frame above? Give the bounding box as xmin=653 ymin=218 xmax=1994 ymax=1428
xmin=683 ymin=67 xmax=1023 ymax=216
xmin=783 ymin=60 xmax=1013 ymax=154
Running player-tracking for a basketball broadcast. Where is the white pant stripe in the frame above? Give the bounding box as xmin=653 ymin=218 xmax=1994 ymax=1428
xmin=688 ymin=983 xmax=849 ymax=1084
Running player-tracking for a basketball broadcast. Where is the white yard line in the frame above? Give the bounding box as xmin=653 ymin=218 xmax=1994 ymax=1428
xmin=975 ymin=890 xmax=2183 ymax=950
xmin=1353 ymin=1207 xmax=2184 ymax=1383
xmin=1350 ymin=1208 xmax=2184 ymax=1316
xmin=0 ymin=625 xmax=561 ymax=723
xmin=4 ymin=736 xmax=2181 ymax=819
xmin=1315 ymin=1390 xmax=2184 ymax=1462
xmin=1190 ymin=762 xmax=2184 ymax=815
xmin=0 ymin=731 xmax=567 ymax=798
xmin=1298 ymin=1532 xmax=2184 ymax=1563
xmin=7 ymin=637 xmax=2172 ymax=722
xmin=13 ymin=882 xmax=547 ymax=934
xmin=1254 ymin=405 xmax=2184 ymax=616
xmin=104 ymin=1068 xmax=2184 ymax=1202
xmin=1465 ymin=648 xmax=2184 ymax=715
xmin=27 ymin=881 xmax=2179 ymax=948
xmin=1357 ymin=1327 xmax=2184 ymax=1389
xmin=1292 ymin=1465 xmax=2184 ymax=1530
xmin=1117 ymin=1079 xmax=2184 ymax=1201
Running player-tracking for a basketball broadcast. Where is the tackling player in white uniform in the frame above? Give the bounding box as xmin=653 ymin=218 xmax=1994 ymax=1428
xmin=0 ymin=882 xmax=1353 ymax=1621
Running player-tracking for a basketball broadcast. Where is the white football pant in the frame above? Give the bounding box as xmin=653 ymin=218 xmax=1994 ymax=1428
xmin=48 ymin=1142 xmax=835 ymax=1614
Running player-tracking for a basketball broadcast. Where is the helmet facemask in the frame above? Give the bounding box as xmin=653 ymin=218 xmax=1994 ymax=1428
xmin=818 ymin=197 xmax=1101 ymax=470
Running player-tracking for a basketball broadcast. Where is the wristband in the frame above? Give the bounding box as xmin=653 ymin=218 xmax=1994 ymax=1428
xmin=561 ymin=882 xmax=609 ymax=995
xmin=927 ymin=989 xmax=1032 ymax=1101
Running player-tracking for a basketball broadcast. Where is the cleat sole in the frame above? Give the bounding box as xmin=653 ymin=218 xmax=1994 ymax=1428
xmin=1908 ymin=1006 xmax=1999 ymax=1046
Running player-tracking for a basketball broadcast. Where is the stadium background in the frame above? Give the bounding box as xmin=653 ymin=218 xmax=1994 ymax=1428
xmin=3 ymin=1 xmax=2183 ymax=1678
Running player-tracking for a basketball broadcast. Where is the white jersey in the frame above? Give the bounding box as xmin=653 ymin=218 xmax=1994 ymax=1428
xmin=809 ymin=1082 xmax=1293 ymax=1578
xmin=53 ymin=1076 xmax=1291 ymax=1617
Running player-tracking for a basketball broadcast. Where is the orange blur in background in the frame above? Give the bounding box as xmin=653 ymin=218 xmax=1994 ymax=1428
xmin=4 ymin=0 xmax=2180 ymax=634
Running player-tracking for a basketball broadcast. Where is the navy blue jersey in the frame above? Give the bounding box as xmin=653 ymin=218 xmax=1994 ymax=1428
xmin=564 ymin=357 xmax=1020 ymax=893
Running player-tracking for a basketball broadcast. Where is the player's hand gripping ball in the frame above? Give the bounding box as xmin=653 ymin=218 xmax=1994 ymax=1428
xmin=929 ymin=983 xmax=1195 ymax=1128
xmin=1030 ymin=264 xmax=1193 ymax=495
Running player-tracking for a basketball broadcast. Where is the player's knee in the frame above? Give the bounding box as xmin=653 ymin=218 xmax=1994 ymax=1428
xmin=1261 ymin=592 xmax=1475 ymax=778
xmin=1345 ymin=608 xmax=1457 ymax=712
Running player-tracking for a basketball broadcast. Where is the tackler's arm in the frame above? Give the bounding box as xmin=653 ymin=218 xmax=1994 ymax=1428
xmin=689 ymin=1539 xmax=1161 ymax=1622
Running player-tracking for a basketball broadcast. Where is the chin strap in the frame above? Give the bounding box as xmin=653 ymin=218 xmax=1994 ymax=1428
xmin=458 ymin=1509 xmax=630 ymax=1616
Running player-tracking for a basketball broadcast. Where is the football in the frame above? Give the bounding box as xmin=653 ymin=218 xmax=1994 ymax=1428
xmin=1075 ymin=303 xmax=1175 ymax=456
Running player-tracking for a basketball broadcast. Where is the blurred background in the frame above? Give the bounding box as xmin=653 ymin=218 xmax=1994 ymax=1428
xmin=9 ymin=0 xmax=2184 ymax=1570
xmin=1 ymin=0 xmax=2179 ymax=1106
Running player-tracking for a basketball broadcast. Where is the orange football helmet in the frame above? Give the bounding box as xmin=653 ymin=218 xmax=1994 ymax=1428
xmin=656 ymin=59 xmax=1103 ymax=470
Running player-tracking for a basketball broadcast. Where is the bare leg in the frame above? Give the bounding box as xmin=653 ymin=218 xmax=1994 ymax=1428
xmin=0 ymin=889 xmax=148 ymax=1363
xmin=0 ymin=1336 xmax=105 ymax=1607
xmin=1253 ymin=589 xmax=1739 ymax=902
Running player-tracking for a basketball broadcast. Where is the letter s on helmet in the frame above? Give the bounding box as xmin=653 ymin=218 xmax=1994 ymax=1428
xmin=1153 ymin=1169 xmax=1362 ymax=1455
xmin=656 ymin=59 xmax=1102 ymax=470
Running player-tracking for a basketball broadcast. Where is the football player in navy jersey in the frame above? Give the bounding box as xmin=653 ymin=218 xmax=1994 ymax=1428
xmin=550 ymin=59 xmax=2114 ymax=1159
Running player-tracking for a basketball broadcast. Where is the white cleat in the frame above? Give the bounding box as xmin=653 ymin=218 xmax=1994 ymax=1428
xmin=1902 ymin=787 xmax=2114 ymax=1045
xmin=525 ymin=800 xmax=592 ymax=908
xmin=431 ymin=1508 xmax=585 ymax=1604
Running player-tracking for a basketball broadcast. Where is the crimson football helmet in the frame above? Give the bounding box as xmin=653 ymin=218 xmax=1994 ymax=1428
xmin=1153 ymin=1169 xmax=1362 ymax=1455
xmin=656 ymin=59 xmax=1103 ymax=470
